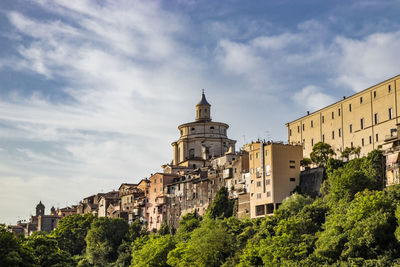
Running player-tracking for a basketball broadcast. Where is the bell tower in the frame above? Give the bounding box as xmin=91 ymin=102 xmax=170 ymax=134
xmin=196 ymin=89 xmax=211 ymax=122
xmin=36 ymin=201 xmax=45 ymax=216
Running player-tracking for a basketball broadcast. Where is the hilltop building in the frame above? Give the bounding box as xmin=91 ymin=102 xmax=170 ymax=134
xmin=286 ymin=75 xmax=400 ymax=159
xmin=163 ymin=91 xmax=236 ymax=174
xmin=11 ymin=201 xmax=60 ymax=236
xmin=244 ymin=141 xmax=303 ymax=218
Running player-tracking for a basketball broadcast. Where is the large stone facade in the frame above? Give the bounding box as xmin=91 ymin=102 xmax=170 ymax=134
xmin=287 ymin=75 xmax=400 ymax=159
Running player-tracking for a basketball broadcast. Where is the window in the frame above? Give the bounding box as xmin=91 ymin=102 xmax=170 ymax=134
xmin=349 ymin=104 xmax=352 ymax=112
xmin=311 ymin=120 xmax=313 ymax=128
xmin=360 ymin=118 xmax=364 ymax=129
xmin=210 ymin=126 xmax=214 ymax=130
xmin=332 ymin=131 xmax=335 ymax=140
xmin=290 ymin=129 xmax=292 ymax=136
xmin=374 ymin=113 xmax=378 ymax=124
xmin=250 ymin=154 xmax=253 ymax=160
xmin=360 ymin=97 xmax=363 ymax=104
xmin=350 ymin=124 xmax=353 ymax=133
xmin=256 ymin=168 xmax=261 ymax=178
xmin=389 ymin=108 xmax=393 ymax=120
xmin=351 ymin=142 xmax=353 ymax=148
xmin=257 ymin=193 xmax=262 ymax=199
xmin=362 ymin=138 xmax=364 ymax=146
xmin=189 ymin=148 xmax=195 ymax=159
xmin=311 ymin=138 xmax=314 ymax=146
xmin=256 ymin=181 xmax=261 ymax=187
xmin=389 ymin=85 xmax=392 ymax=93
xmin=369 ymin=136 xmax=372 ymax=144
xmin=266 ymin=179 xmax=271 ymax=185
xmin=250 ymin=168 xmax=254 ymax=174
xmin=266 ymin=191 xmax=271 ymax=197
xmin=265 ymin=165 xmax=271 ymax=176
xmin=265 ymin=150 xmax=268 ymax=156
xmin=290 ymin=165 xmax=295 ymax=169
xmin=338 ymin=108 xmax=341 ymax=116
xmin=332 ymin=111 xmax=334 ymax=119
xmin=322 ymin=116 xmax=325 ymax=123
xmin=297 ymin=126 xmax=300 ymax=133
xmin=322 ymin=134 xmax=325 ymax=142
xmin=289 ymin=160 xmax=295 ymax=163
xmin=160 ymin=178 xmax=162 ymax=183
xmin=376 ymin=134 xmax=379 ymax=142
xmin=290 ymin=178 xmax=296 ymax=182
xmin=256 ymin=152 xmax=259 ymax=159
xmin=256 ymin=205 xmax=265 ymax=216
xmin=303 ymin=124 xmax=305 ymax=131
xmin=338 ymin=128 xmax=341 ymax=137
xmin=373 ymin=91 xmax=376 ymax=99
xmin=191 ymin=127 xmax=195 ymax=131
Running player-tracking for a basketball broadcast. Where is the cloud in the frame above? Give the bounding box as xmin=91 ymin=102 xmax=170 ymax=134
xmin=293 ymin=85 xmax=336 ymax=112
xmin=335 ymin=31 xmax=400 ymax=91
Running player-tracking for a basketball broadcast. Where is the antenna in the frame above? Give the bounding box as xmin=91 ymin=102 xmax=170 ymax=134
xmin=202 ymin=88 xmax=205 ymax=94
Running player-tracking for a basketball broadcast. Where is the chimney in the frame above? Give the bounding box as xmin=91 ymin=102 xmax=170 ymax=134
xmin=307 ymin=111 xmax=310 ymax=115
xmin=343 ymin=96 xmax=346 ymax=99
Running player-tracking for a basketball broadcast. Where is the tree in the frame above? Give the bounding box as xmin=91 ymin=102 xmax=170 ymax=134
xmin=24 ymin=231 xmax=75 ymax=267
xmin=131 ymin=234 xmax=175 ymax=267
xmin=167 ymin=219 xmax=234 ymax=267
xmin=206 ymin=187 xmax=234 ymax=219
xmin=315 ymin=189 xmax=400 ymax=263
xmin=50 ymin=214 xmax=94 ymax=256
xmin=300 ymin=158 xmax=312 ymax=168
xmin=85 ymin=217 xmax=129 ymax=266
xmin=0 ymin=224 xmax=35 ymax=267
xmin=174 ymin=210 xmax=202 ymax=242
xmin=310 ymin=142 xmax=335 ymax=166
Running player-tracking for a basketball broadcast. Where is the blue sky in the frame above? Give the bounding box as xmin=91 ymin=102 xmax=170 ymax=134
xmin=1 ymin=0 xmax=400 ymax=224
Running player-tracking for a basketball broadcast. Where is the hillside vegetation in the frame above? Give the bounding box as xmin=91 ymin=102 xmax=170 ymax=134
xmin=3 ymin=150 xmax=400 ymax=266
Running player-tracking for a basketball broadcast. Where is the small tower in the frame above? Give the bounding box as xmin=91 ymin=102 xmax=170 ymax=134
xmin=50 ymin=206 xmax=56 ymax=215
xmin=36 ymin=201 xmax=45 ymax=216
xmin=196 ymin=89 xmax=211 ymax=122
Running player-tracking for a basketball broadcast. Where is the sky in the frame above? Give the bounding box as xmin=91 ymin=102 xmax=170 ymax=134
xmin=1 ymin=0 xmax=400 ymax=224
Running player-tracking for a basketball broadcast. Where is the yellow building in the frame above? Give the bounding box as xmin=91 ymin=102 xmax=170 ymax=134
xmin=245 ymin=141 xmax=303 ymax=218
xmin=286 ymin=75 xmax=400 ymax=158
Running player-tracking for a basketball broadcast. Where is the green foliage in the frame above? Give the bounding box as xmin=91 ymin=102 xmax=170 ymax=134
xmin=274 ymin=193 xmax=314 ymax=220
xmin=158 ymin=222 xmax=171 ymax=235
xmin=315 ymin=189 xmax=400 ymax=263
xmin=131 ymin=234 xmax=175 ymax=267
xmin=0 ymin=224 xmax=36 ymax=267
xmin=174 ymin=210 xmax=202 ymax=242
xmin=322 ymin=150 xmax=385 ymax=205
xmin=24 ymin=231 xmax=75 ymax=267
xmin=300 ymin=158 xmax=312 ymax=168
xmin=310 ymin=142 xmax=335 ymax=166
xmin=206 ymin=187 xmax=234 ymax=219
xmin=50 ymin=214 xmax=94 ymax=256
xmin=167 ymin=218 xmax=235 ymax=267
xmin=85 ymin=217 xmax=129 ymax=266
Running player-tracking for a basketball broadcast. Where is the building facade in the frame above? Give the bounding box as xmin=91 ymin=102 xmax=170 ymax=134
xmin=165 ymin=91 xmax=236 ymax=172
xmin=245 ymin=141 xmax=303 ymax=218
xmin=286 ymin=75 xmax=400 ymax=158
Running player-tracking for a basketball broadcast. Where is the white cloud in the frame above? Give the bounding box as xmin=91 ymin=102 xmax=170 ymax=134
xmin=293 ymin=85 xmax=336 ymax=112
xmin=335 ymin=31 xmax=400 ymax=91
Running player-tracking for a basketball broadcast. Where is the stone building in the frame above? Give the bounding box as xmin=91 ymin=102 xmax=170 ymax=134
xmin=98 ymin=191 xmax=120 ymax=217
xmin=164 ymin=91 xmax=236 ymax=173
xmin=147 ymin=173 xmax=180 ymax=232
xmin=11 ymin=201 xmax=60 ymax=236
xmin=245 ymin=141 xmax=303 ymax=218
xmin=119 ymin=183 xmax=146 ymax=223
xmin=382 ymin=123 xmax=400 ymax=187
xmin=286 ymin=75 xmax=400 ymax=158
